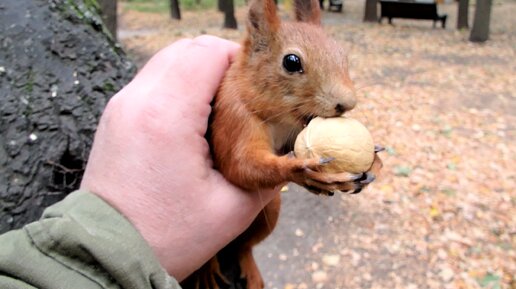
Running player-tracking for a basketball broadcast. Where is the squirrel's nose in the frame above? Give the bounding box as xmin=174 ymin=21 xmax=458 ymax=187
xmin=325 ymin=82 xmax=357 ymax=115
xmin=335 ymin=103 xmax=346 ymax=114
xmin=334 ymin=97 xmax=356 ymax=114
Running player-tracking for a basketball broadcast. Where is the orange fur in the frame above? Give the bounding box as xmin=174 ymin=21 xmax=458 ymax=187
xmin=189 ymin=0 xmax=382 ymax=287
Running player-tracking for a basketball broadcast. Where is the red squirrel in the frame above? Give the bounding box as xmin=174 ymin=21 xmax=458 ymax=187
xmin=186 ymin=0 xmax=382 ymax=287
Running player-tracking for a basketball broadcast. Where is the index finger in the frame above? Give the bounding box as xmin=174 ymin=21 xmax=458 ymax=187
xmin=133 ymin=35 xmax=240 ymax=107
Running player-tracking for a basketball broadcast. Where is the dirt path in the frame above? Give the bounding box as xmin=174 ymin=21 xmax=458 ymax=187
xmin=118 ymin=1 xmax=515 ymax=288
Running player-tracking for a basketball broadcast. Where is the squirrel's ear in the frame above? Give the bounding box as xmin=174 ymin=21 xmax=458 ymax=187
xmin=247 ymin=0 xmax=280 ymax=45
xmin=294 ymin=0 xmax=321 ymax=25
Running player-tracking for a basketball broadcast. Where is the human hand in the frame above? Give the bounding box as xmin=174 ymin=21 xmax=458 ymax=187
xmin=80 ymin=35 xmax=280 ymax=281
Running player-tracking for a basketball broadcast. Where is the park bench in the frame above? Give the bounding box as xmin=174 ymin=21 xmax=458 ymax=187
xmin=378 ymin=0 xmax=448 ymax=28
xmin=320 ymin=0 xmax=343 ymax=12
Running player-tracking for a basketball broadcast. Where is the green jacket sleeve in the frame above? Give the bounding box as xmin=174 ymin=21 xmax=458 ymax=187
xmin=0 ymin=190 xmax=182 ymax=289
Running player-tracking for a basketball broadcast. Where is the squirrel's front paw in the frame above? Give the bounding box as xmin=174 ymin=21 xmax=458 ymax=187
xmin=289 ymin=152 xmax=383 ymax=196
xmin=300 ymin=169 xmax=365 ymax=196
xmin=302 ymin=171 xmax=374 ymax=196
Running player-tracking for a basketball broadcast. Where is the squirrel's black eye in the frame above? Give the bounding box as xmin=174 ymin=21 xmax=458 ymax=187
xmin=283 ymin=54 xmax=303 ymax=73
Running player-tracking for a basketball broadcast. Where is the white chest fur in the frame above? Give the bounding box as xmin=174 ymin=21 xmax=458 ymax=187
xmin=268 ymin=122 xmax=302 ymax=154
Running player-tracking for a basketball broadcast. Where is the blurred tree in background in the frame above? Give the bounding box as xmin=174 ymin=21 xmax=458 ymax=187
xmin=457 ymin=0 xmax=469 ymax=29
xmin=99 ymin=0 xmax=118 ymax=38
xmin=220 ymin=0 xmax=238 ymax=28
xmin=363 ymin=0 xmax=378 ymax=22
xmin=470 ymin=0 xmax=492 ymax=42
xmin=170 ymin=0 xmax=182 ymax=19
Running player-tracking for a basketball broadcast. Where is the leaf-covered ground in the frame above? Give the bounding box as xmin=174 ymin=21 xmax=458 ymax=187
xmin=118 ymin=1 xmax=515 ymax=288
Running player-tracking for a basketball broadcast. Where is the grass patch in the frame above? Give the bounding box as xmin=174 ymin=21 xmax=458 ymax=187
xmin=477 ymin=273 xmax=501 ymax=289
xmin=123 ymin=0 xmax=247 ymax=13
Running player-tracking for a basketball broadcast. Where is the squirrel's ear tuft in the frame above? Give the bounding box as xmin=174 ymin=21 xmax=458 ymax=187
xmin=294 ymin=0 xmax=321 ymax=25
xmin=247 ymin=0 xmax=280 ymax=48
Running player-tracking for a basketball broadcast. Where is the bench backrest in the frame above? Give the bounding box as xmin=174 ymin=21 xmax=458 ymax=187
xmin=380 ymin=0 xmax=439 ymax=19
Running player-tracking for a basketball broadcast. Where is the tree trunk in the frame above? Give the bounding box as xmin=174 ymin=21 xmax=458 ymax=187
xmin=170 ymin=0 xmax=181 ymax=20
xmin=364 ymin=0 xmax=378 ymax=22
xmin=98 ymin=0 xmax=118 ymax=39
xmin=0 ymin=0 xmax=135 ymax=234
xmin=469 ymin=0 xmax=492 ymax=42
xmin=220 ymin=0 xmax=238 ymax=29
xmin=457 ymin=0 xmax=469 ymax=29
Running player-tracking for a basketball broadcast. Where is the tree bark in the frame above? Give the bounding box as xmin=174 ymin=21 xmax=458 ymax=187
xmin=98 ymin=0 xmax=118 ymax=39
xmin=170 ymin=0 xmax=181 ymax=20
xmin=220 ymin=0 xmax=238 ymax=29
xmin=457 ymin=0 xmax=469 ymax=29
xmin=0 ymin=0 xmax=135 ymax=234
xmin=469 ymin=0 xmax=492 ymax=42
xmin=364 ymin=0 xmax=378 ymax=22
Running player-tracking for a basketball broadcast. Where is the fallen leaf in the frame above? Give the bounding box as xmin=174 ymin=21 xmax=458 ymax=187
xmin=322 ymin=254 xmax=340 ymax=267
xmin=430 ymin=207 xmax=441 ymax=218
xmin=312 ymin=271 xmax=328 ymax=283
xmin=394 ymin=165 xmax=412 ymax=177
xmin=478 ymin=273 xmax=501 ymax=289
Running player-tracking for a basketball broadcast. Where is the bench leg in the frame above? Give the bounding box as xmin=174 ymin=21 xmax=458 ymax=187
xmin=388 ymin=18 xmax=393 ymax=25
xmin=442 ymin=18 xmax=446 ymax=29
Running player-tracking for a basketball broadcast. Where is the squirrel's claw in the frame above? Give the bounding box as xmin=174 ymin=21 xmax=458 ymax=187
xmin=299 ymin=170 xmax=377 ymax=195
xmin=305 ymin=185 xmax=321 ymax=194
xmin=304 ymin=185 xmax=339 ymax=197
xmin=374 ymin=145 xmax=385 ymax=153
xmin=351 ymin=187 xmax=363 ymax=194
xmin=319 ymin=156 xmax=335 ymax=165
xmin=359 ymin=172 xmax=376 ymax=185
xmin=347 ymin=172 xmax=376 ymax=194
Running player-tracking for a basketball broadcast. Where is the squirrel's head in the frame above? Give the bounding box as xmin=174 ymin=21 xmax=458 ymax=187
xmin=241 ymin=0 xmax=356 ymax=126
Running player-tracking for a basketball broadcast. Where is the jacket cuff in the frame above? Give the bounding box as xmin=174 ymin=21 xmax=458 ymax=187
xmin=24 ymin=190 xmax=181 ymax=289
